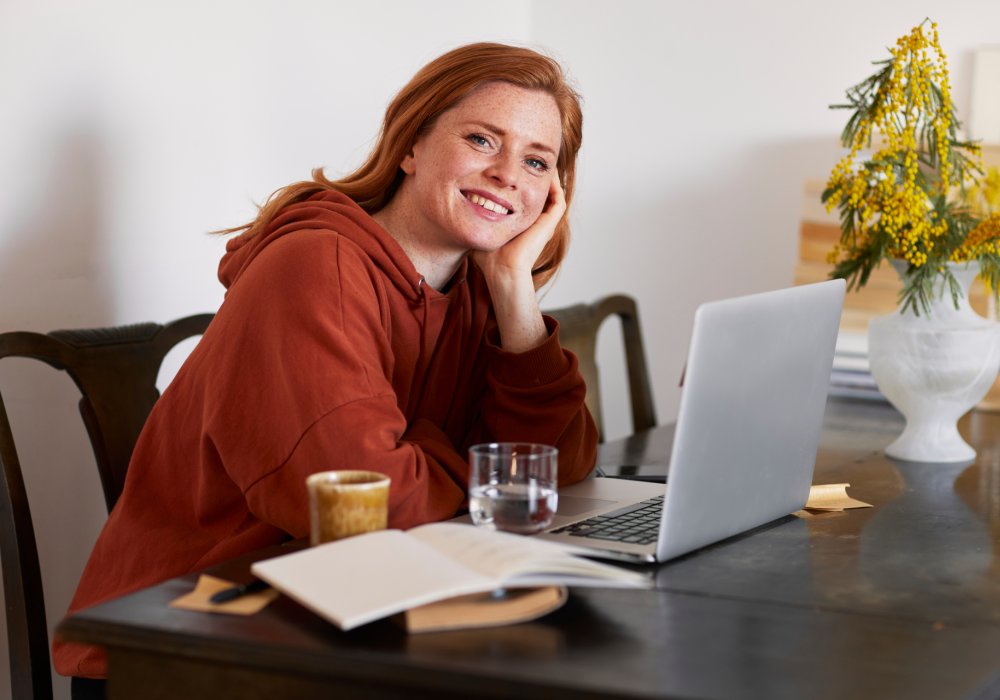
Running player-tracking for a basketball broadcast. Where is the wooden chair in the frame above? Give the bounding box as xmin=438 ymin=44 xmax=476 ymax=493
xmin=545 ymin=294 xmax=657 ymax=441
xmin=0 ymin=313 xmax=213 ymax=700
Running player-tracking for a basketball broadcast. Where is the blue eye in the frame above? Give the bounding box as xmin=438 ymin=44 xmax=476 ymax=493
xmin=467 ymin=134 xmax=491 ymax=148
xmin=525 ymin=158 xmax=550 ymax=172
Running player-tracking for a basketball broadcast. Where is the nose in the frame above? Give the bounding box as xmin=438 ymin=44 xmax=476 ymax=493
xmin=484 ymin=151 xmax=519 ymax=188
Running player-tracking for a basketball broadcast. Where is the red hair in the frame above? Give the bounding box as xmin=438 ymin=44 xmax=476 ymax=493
xmin=221 ymin=43 xmax=583 ymax=289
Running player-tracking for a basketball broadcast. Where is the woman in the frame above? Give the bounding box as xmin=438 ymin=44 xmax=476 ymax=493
xmin=55 ymin=41 xmax=597 ymax=689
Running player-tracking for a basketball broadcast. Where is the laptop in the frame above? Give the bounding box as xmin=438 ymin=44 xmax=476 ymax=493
xmin=537 ymin=279 xmax=846 ymax=563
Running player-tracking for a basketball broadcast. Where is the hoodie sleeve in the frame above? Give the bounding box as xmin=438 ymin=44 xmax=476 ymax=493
xmin=207 ymin=230 xmax=471 ymax=536
xmin=473 ymin=316 xmax=598 ymax=486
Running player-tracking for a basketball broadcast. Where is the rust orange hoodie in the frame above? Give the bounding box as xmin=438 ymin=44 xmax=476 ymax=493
xmin=54 ymin=190 xmax=597 ymax=677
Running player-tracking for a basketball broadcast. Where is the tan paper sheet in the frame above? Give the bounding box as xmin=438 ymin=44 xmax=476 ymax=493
xmin=804 ymin=483 xmax=873 ymax=511
xmin=169 ymin=574 xmax=279 ymax=615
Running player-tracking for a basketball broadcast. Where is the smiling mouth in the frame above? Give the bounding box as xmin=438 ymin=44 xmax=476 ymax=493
xmin=464 ymin=192 xmax=512 ymax=215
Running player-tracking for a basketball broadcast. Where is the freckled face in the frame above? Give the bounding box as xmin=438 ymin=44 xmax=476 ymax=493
xmin=397 ymin=82 xmax=563 ymax=255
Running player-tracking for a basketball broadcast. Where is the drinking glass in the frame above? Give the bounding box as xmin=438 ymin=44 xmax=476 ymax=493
xmin=468 ymin=443 xmax=558 ymax=534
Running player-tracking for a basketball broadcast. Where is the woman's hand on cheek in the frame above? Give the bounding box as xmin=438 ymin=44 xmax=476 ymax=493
xmin=471 ymin=177 xmax=565 ymax=353
xmin=472 ymin=177 xmax=566 ymax=286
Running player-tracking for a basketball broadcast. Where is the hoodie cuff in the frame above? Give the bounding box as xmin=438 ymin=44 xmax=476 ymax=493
xmin=486 ymin=316 xmax=573 ymax=387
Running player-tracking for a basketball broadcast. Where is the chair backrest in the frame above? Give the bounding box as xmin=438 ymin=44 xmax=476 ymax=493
xmin=0 ymin=313 xmax=213 ymax=700
xmin=545 ymin=294 xmax=656 ymax=442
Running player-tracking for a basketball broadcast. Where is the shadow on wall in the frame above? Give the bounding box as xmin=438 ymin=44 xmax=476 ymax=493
xmin=646 ymin=135 xmax=846 ymax=299
xmin=0 ymin=128 xmax=114 ymax=700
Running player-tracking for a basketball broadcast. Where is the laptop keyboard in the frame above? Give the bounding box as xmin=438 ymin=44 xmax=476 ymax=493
xmin=551 ymin=496 xmax=663 ymax=545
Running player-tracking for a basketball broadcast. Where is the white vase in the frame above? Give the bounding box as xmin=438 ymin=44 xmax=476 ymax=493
xmin=868 ymin=260 xmax=1000 ymax=462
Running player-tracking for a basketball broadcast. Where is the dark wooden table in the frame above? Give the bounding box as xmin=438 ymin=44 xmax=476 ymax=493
xmin=57 ymin=397 xmax=1000 ymax=699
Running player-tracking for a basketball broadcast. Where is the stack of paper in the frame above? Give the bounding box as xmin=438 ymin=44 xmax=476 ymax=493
xmin=829 ymin=331 xmax=885 ymax=402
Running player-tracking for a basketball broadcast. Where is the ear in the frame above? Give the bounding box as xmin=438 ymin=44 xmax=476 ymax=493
xmin=400 ymin=142 xmax=419 ymax=176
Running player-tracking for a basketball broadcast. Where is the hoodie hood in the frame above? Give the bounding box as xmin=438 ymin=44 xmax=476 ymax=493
xmin=218 ymin=190 xmax=429 ymax=302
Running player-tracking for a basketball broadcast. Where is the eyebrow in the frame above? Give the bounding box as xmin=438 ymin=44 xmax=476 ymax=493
xmin=470 ymin=121 xmax=559 ymax=157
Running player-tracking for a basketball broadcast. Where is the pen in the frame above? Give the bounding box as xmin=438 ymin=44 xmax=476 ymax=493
xmin=210 ymin=578 xmax=271 ymax=604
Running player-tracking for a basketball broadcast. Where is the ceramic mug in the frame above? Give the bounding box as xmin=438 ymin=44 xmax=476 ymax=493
xmin=306 ymin=470 xmax=391 ymax=545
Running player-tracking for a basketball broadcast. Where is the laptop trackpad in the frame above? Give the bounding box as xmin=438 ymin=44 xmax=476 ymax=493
xmin=558 ymin=496 xmax=617 ymax=516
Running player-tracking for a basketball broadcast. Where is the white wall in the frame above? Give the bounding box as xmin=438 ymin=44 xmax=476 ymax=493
xmin=1 ymin=1 xmax=999 ymax=697
xmin=532 ymin=0 xmax=1000 ymax=440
